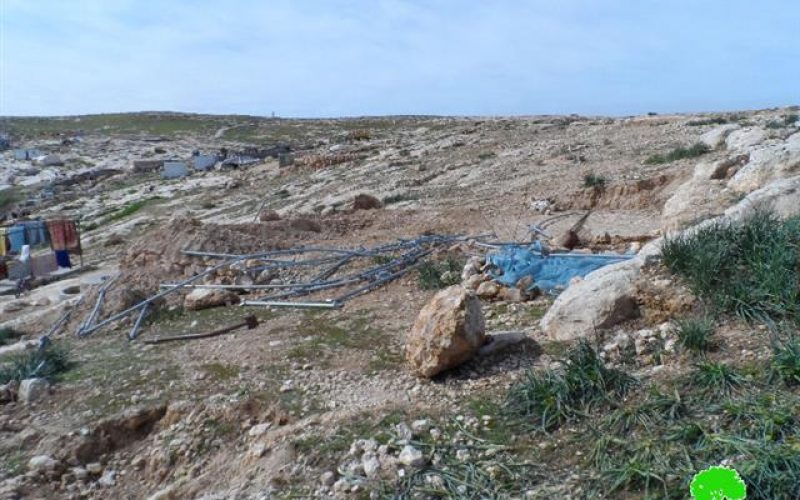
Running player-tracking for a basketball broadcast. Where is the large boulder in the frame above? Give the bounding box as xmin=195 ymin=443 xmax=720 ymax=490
xmin=183 ymin=288 xmax=240 ymax=311
xmin=725 ymin=175 xmax=800 ymax=221
xmin=540 ymin=259 xmax=641 ymax=341
xmin=725 ymin=127 xmax=767 ymax=153
xmin=661 ymin=160 xmax=729 ymax=229
xmin=700 ymin=124 xmax=739 ymax=150
xmin=405 ymin=286 xmax=486 ymax=378
xmin=727 ymin=132 xmax=800 ymax=193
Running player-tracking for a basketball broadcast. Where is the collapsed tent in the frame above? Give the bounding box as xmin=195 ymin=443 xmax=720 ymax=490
xmin=488 ymin=243 xmax=632 ymax=293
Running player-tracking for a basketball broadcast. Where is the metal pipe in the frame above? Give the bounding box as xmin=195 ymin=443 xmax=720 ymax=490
xmin=77 ymin=276 xmax=117 ymax=336
xmin=333 ymin=258 xmax=426 ymax=304
xmin=78 ymin=256 xmax=242 ymax=337
xmin=158 ymin=282 xmax=341 ymax=290
xmin=241 ymin=300 xmax=342 ymax=309
xmin=128 ymin=304 xmax=149 ymax=340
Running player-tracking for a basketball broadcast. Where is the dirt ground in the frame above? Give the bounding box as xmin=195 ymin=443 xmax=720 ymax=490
xmin=1 ymin=109 xmax=795 ymax=499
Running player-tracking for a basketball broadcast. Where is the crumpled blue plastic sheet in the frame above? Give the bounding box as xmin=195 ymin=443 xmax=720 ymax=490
xmin=487 ymin=243 xmax=633 ymax=293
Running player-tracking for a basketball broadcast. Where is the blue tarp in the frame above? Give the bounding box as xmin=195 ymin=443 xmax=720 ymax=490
xmin=488 ymin=244 xmax=633 ymax=293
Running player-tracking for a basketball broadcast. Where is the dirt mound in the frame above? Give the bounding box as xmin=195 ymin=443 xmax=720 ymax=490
xmin=556 ymin=175 xmax=674 ymax=210
xmin=71 ymin=215 xmax=354 ymax=326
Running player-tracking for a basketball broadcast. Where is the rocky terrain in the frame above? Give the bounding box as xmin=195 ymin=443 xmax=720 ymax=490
xmin=1 ymin=108 xmax=800 ymax=499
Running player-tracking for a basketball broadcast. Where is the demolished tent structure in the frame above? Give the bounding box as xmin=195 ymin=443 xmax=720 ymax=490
xmin=487 ymin=242 xmax=632 ymax=293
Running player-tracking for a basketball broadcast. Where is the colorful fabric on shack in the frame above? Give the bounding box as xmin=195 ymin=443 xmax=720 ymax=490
xmin=488 ymin=244 xmax=633 ymax=293
xmin=0 ymin=228 xmax=7 ymax=256
xmin=6 ymin=226 xmax=26 ymax=254
xmin=21 ymin=220 xmax=50 ymax=247
xmin=55 ymin=249 xmax=71 ymax=268
xmin=47 ymin=219 xmax=81 ymax=252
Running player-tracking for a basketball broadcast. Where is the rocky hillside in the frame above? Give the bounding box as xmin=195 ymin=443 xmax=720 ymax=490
xmin=1 ymin=107 xmax=800 ymax=499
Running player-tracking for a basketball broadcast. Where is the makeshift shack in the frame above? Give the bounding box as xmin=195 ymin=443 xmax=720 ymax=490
xmin=192 ymin=154 xmax=217 ymax=171
xmin=162 ymin=161 xmax=189 ymax=179
xmin=13 ymin=149 xmax=42 ymax=161
xmin=132 ymin=159 xmax=164 ymax=173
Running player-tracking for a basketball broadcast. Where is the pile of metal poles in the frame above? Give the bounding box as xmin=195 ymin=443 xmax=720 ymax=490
xmin=65 ymin=234 xmax=492 ymax=340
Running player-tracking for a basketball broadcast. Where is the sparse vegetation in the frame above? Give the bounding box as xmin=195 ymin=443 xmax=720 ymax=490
xmin=770 ymin=336 xmax=800 ymax=386
xmin=675 ymin=316 xmax=715 ymax=352
xmin=583 ymin=172 xmax=607 ymax=188
xmin=0 ymin=345 xmax=72 ymax=384
xmin=383 ymin=192 xmax=419 ymax=205
xmin=107 ymin=197 xmax=163 ymax=222
xmin=686 ymin=116 xmax=730 ymax=127
xmin=645 ymin=142 xmax=711 ymax=165
xmin=417 ymin=256 xmax=464 ymax=290
xmin=505 ymin=340 xmax=635 ymax=431
xmin=662 ymin=208 xmax=800 ymax=323
xmin=766 ymin=114 xmax=799 ymax=129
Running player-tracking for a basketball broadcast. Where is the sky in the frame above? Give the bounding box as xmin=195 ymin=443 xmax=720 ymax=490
xmin=1 ymin=0 xmax=798 ymax=117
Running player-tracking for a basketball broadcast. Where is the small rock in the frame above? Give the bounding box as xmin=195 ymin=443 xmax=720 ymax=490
xmin=72 ymin=467 xmax=88 ymax=480
xmin=476 ymin=281 xmax=499 ymax=299
xmin=18 ymin=378 xmax=49 ymax=405
xmin=97 ymin=470 xmax=116 ymax=487
xmin=398 ymin=445 xmax=426 ymax=468
xmin=28 ymin=455 xmax=59 ymax=473
xmin=320 ymin=471 xmax=336 ymax=486
xmin=410 ymin=419 xmax=430 ymax=435
xmin=248 ymin=423 xmax=271 ymax=437
xmin=395 ymin=422 xmax=413 ymax=441
xmin=183 ymin=288 xmax=239 ymax=311
xmin=362 ymin=453 xmax=381 ymax=478
xmin=85 ymin=463 xmax=103 ymax=475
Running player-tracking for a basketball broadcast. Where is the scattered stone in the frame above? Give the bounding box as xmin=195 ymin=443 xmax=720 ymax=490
xmin=27 ymin=455 xmax=59 ymax=473
xmin=183 ymin=288 xmax=240 ymax=310
xmin=476 ymin=281 xmax=498 ymax=299
xmin=398 ymin=445 xmax=426 ymax=468
xmin=248 ymin=423 xmax=271 ymax=437
xmin=362 ymin=452 xmax=381 ymax=478
xmin=18 ymin=378 xmax=49 ymax=405
xmin=410 ymin=419 xmax=430 ymax=435
xmin=97 ymin=469 xmax=116 ymax=487
xmin=85 ymin=463 xmax=103 ymax=475
xmin=405 ymin=285 xmax=486 ymax=378
xmin=320 ymin=471 xmax=336 ymax=486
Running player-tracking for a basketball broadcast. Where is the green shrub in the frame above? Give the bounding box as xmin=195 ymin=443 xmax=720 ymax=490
xmin=506 ymin=341 xmax=635 ymax=431
xmin=645 ymin=143 xmax=711 ymax=165
xmin=686 ymin=117 xmax=729 ymax=127
xmin=417 ymin=256 xmax=464 ymax=290
xmin=662 ymin=208 xmax=800 ymax=323
xmin=766 ymin=114 xmax=799 ymax=129
xmin=693 ymin=361 xmax=744 ymax=395
xmin=771 ymin=338 xmax=800 ymax=386
xmin=0 ymin=346 xmax=72 ymax=384
xmin=583 ymin=172 xmax=607 ymax=188
xmin=675 ymin=317 xmax=714 ymax=352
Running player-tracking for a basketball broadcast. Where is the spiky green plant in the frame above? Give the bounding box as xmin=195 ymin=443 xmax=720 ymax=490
xmin=0 ymin=346 xmax=71 ymax=384
xmin=693 ymin=361 xmax=745 ymax=396
xmin=675 ymin=317 xmax=715 ymax=352
xmin=662 ymin=208 xmax=800 ymax=323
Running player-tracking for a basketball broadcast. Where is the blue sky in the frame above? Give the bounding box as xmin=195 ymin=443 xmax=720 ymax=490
xmin=1 ymin=0 xmax=798 ymax=117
